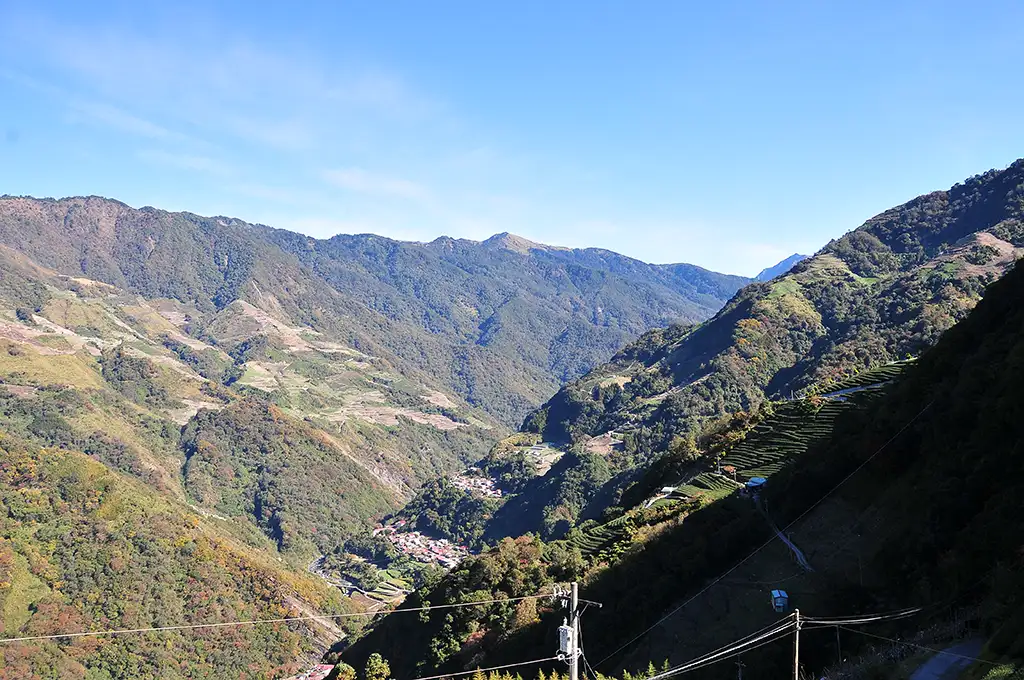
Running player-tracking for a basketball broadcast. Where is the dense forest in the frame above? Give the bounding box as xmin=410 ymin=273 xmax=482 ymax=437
xmin=0 ymin=437 xmax=358 ymax=679
xmin=483 ymin=160 xmax=1024 ymax=541
xmin=345 ymin=258 xmax=1024 ymax=679
xmin=0 ymin=197 xmax=747 ymax=425
xmin=1 ymin=159 xmax=1023 ymax=679
xmin=340 ymin=161 xmax=1024 ymax=680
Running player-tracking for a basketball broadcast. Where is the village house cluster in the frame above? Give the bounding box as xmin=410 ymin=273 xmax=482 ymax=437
xmin=451 ymin=472 xmax=503 ymax=497
xmin=374 ymin=524 xmax=469 ymax=568
xmin=285 ymin=664 xmax=334 ymax=680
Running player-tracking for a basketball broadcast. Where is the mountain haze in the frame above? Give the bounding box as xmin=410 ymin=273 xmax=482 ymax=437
xmin=755 ymin=253 xmax=808 ymax=281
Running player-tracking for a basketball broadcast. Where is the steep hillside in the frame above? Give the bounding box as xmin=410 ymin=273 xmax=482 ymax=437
xmin=0 ymin=436 xmax=358 ymax=680
xmin=0 ymin=197 xmax=747 ymax=425
xmin=0 ymin=246 xmax=496 ymax=556
xmin=339 ymin=366 xmax=897 ymax=677
xmin=381 ymin=156 xmax=1024 ymax=546
xmin=259 ymin=229 xmax=748 ymax=422
xmin=576 ymin=255 xmax=1024 ymax=679
xmin=523 ymin=160 xmax=1024 ymax=490
xmin=344 ymin=258 xmax=1024 ymax=680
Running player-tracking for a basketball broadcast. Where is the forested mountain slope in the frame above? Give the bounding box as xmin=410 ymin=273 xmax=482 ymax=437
xmin=0 ymin=436 xmax=359 ymax=679
xmin=345 ymin=257 xmax=1024 ymax=680
xmin=0 ymin=197 xmax=747 ymax=424
xmin=526 ymin=160 xmax=1024 ymax=450
xmin=578 ymin=252 xmax=1024 ymax=679
xmin=0 ymin=194 xmax=743 ymax=675
xmin=251 ymin=229 xmax=749 ymax=422
xmin=0 ymin=244 xmax=491 ymax=555
xmin=0 ymin=240 xmax=493 ymax=675
xmin=369 ymin=161 xmax=1024 ymax=550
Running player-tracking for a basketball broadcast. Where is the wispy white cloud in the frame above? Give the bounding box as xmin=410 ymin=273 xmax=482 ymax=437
xmin=137 ymin=149 xmax=233 ymax=175
xmin=3 ymin=11 xmax=438 ymax=154
xmin=70 ymin=101 xmax=175 ymax=139
xmin=224 ymin=116 xmax=316 ymax=152
xmin=227 ymin=183 xmax=316 ymax=205
xmin=323 ymin=168 xmax=431 ymax=202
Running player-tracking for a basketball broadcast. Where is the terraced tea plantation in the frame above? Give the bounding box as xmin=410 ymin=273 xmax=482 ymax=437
xmin=559 ymin=362 xmax=910 ymax=560
xmin=813 ymin=359 xmax=912 ymax=396
xmin=721 ymin=361 xmax=909 ymax=478
xmin=676 ymin=472 xmax=743 ymax=500
xmin=562 ymin=513 xmax=634 ymax=558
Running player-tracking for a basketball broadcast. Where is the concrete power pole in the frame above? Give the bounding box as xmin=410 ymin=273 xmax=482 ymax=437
xmin=558 ymin=582 xmax=601 ymax=680
xmin=792 ymin=609 xmax=801 ymax=680
xmin=570 ymin=582 xmax=580 ymax=680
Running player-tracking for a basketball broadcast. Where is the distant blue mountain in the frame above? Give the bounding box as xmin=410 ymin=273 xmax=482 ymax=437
xmin=755 ymin=253 xmax=808 ymax=281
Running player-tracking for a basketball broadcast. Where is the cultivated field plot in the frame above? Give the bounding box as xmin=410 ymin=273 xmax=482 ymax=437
xmin=562 ymin=362 xmax=911 ymax=560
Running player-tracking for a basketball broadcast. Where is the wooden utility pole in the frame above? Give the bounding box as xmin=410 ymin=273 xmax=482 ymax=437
xmin=792 ymin=609 xmax=801 ymax=680
xmin=735 ymin=659 xmax=745 ymax=680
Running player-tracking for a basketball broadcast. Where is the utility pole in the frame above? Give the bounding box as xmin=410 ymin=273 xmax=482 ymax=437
xmin=793 ymin=609 xmax=801 ymax=680
xmin=556 ymin=583 xmax=581 ymax=680
xmin=557 ymin=582 xmax=601 ymax=680
xmin=569 ymin=582 xmax=580 ymax=680
xmin=735 ymin=659 xmax=745 ymax=680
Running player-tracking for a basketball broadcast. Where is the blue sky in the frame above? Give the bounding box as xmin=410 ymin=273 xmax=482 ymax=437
xmin=2 ymin=1 xmax=1023 ymax=276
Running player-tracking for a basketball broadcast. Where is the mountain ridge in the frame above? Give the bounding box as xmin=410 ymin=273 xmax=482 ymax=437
xmin=341 ymin=230 xmax=1024 ymax=680
xmin=332 ymin=162 xmax=1024 ymax=676
xmin=0 ymin=193 xmax=752 ymax=426
xmin=755 ymin=253 xmax=808 ymax=281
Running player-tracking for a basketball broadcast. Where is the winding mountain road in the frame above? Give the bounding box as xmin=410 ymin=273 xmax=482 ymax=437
xmin=760 ymin=497 xmax=813 ymax=572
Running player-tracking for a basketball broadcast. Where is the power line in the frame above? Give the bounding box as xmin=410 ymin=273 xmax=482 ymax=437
xmin=408 ymin=657 xmax=562 ymax=680
xmin=0 ymin=592 xmax=555 ymax=645
xmin=803 ymin=606 xmax=925 ymax=626
xmin=682 ymin=629 xmax=796 ymax=676
xmin=595 ymin=401 xmax=933 ymax=668
xmin=837 ymin=627 xmax=1000 ymax=667
xmin=633 ymin=614 xmax=791 ymax=680
xmin=629 ymin=598 xmax=957 ymax=680
xmin=642 ymin=618 xmax=796 ymax=680
xmin=578 ymin=620 xmax=601 ymax=680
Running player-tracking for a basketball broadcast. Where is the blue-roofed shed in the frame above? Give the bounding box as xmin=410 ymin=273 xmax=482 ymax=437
xmin=770 ymin=589 xmax=789 ymax=613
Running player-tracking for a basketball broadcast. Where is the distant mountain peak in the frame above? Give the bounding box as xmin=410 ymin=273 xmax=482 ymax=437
xmin=482 ymin=232 xmax=565 ymax=254
xmin=755 ymin=253 xmax=808 ymax=281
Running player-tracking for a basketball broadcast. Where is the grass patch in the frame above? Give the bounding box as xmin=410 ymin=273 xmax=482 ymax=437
xmin=2 ymin=550 xmax=51 ymax=633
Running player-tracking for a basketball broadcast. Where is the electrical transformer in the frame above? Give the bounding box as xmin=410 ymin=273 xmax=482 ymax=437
xmin=558 ymin=624 xmax=575 ymax=654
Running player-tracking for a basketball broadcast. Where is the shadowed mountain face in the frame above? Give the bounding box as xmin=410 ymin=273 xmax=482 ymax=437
xmin=0 ymin=197 xmax=747 ymax=425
